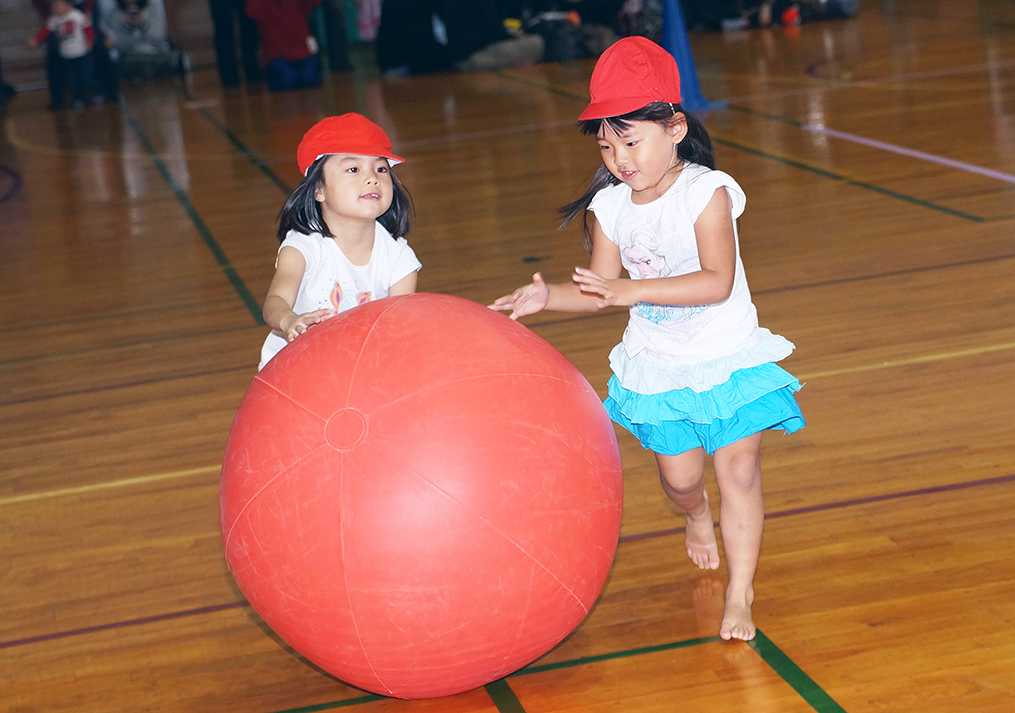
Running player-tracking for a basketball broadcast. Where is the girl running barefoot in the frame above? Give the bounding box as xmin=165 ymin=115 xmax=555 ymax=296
xmin=490 ymin=37 xmax=805 ymax=641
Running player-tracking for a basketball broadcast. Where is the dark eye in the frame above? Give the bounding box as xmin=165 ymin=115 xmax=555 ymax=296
xmin=377 ymin=165 xmax=388 ymax=173
xmin=347 ymin=166 xmax=359 ymax=173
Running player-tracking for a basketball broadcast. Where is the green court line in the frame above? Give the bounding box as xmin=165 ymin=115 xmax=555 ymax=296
xmin=494 ymin=72 xmax=985 ymax=222
xmin=752 ymin=630 xmax=847 ymax=712
xmin=273 ymin=694 xmax=383 ymax=712
xmin=710 ymin=134 xmax=985 ymax=222
xmin=118 ymin=100 xmax=265 ymax=325
xmin=515 ymin=634 xmax=721 ymax=675
xmin=485 ymin=680 xmax=527 ymax=713
xmin=265 ymin=631 xmax=845 ymax=713
xmin=183 ymin=92 xmax=293 ymax=195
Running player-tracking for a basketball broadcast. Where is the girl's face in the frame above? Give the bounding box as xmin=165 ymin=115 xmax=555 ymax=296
xmin=315 ymin=154 xmax=393 ymax=227
xmin=597 ymin=116 xmax=686 ymax=203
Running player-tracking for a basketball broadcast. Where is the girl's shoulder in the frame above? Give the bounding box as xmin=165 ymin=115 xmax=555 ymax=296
xmin=589 ymin=180 xmax=629 ymax=213
xmin=675 ymin=163 xmax=746 ymax=219
xmin=372 ymin=222 xmax=416 ymax=255
xmin=279 ymin=229 xmax=327 ymax=258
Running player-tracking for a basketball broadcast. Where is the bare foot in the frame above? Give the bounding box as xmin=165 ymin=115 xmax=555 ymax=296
xmin=684 ymin=492 xmax=720 ymax=570
xmin=720 ymin=590 xmax=756 ymax=641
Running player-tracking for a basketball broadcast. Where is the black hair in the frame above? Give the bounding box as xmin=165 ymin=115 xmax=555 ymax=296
xmin=559 ymin=102 xmax=714 ymax=251
xmin=276 ymin=156 xmax=414 ymax=242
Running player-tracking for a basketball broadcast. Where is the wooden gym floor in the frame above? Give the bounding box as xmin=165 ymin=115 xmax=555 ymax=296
xmin=1 ymin=1 xmax=1014 ymax=711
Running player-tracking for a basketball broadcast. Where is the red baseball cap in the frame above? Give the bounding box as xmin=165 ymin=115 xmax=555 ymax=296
xmin=579 ymin=37 xmax=682 ymax=120
xmin=296 ymin=113 xmax=405 ymax=176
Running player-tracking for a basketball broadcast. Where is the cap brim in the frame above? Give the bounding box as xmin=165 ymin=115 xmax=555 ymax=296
xmin=578 ymin=95 xmax=682 ymax=121
xmin=303 ymin=151 xmax=406 ymax=175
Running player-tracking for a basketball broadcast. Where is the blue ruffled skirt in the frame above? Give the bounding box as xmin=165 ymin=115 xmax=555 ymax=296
xmin=604 ymin=359 xmax=806 ymax=457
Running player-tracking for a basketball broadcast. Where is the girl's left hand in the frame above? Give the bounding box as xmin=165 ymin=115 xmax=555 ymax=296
xmin=572 ymin=267 xmax=634 ymax=308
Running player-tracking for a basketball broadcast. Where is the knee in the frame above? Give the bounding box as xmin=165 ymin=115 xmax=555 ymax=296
xmin=717 ymin=453 xmax=762 ymax=492
xmin=658 ymin=468 xmax=703 ymax=497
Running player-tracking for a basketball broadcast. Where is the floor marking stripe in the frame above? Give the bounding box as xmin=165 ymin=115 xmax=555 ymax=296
xmin=118 ymin=100 xmax=265 ymax=325
xmin=492 ymin=73 xmax=987 ymax=221
xmin=5 ymin=338 xmax=1012 ymax=507
xmin=796 ymin=340 xmax=1015 ymax=380
xmin=620 ymin=473 xmax=1015 ymax=543
xmin=0 ymin=601 xmax=247 ymax=650
xmin=272 ymin=696 xmax=384 ymax=712
xmin=515 ymin=635 xmax=721 ymax=675
xmin=801 ymin=124 xmax=1015 ymax=184
xmin=0 ymin=466 xmax=220 ymax=506
xmin=485 ymin=680 xmax=527 ymax=713
xmin=752 ymin=630 xmax=847 ymax=712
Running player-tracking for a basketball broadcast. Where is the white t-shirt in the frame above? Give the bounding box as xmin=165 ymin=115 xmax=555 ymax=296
xmin=590 ymin=162 xmax=758 ymax=364
xmin=258 ymin=224 xmax=421 ymax=370
xmin=46 ymin=9 xmax=92 ymax=59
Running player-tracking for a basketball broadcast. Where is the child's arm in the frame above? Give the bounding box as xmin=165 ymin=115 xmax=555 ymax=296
xmin=388 ymin=270 xmax=418 ymax=297
xmin=572 ymin=188 xmax=737 ymax=308
xmin=489 ymin=217 xmax=623 ymax=319
xmin=27 ymin=26 xmax=51 ymax=48
xmin=262 ymin=246 xmax=335 ymax=341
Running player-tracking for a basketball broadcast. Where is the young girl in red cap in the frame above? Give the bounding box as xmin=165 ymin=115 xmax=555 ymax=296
xmin=491 ymin=36 xmax=804 ymax=642
xmin=259 ymin=113 xmax=420 ymax=370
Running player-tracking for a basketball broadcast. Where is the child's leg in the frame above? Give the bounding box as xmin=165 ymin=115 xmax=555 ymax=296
xmin=711 ymin=431 xmax=764 ymax=641
xmin=655 ymin=448 xmax=719 ymax=570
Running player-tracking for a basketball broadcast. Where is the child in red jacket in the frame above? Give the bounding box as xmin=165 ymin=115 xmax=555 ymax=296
xmin=245 ymin=0 xmax=322 ymax=92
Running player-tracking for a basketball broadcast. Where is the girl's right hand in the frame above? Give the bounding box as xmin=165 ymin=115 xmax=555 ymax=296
xmin=280 ymin=308 xmax=336 ymax=342
xmin=488 ymin=273 xmax=549 ymax=320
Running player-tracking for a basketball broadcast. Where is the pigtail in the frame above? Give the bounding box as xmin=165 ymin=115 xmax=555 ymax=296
xmin=378 ymin=171 xmax=414 ymax=238
xmin=558 ymin=164 xmax=619 ymax=253
xmin=678 ymin=111 xmax=714 ymax=169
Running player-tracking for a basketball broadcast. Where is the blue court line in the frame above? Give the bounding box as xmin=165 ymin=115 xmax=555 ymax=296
xmin=118 ymin=100 xmax=265 ymax=325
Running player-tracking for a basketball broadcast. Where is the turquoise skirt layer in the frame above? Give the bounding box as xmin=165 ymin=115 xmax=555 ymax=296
xmin=604 ymin=362 xmax=805 ymax=456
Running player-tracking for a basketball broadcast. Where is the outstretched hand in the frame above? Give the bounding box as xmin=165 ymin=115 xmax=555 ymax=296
xmin=280 ymin=308 xmax=335 ymax=342
xmin=488 ymin=272 xmax=549 ymax=320
xmin=572 ymin=267 xmax=634 ymax=308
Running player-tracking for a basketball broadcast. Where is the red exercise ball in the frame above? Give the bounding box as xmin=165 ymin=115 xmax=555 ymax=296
xmin=220 ymin=293 xmax=623 ymax=699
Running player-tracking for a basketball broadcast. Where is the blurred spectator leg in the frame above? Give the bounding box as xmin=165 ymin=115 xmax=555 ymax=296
xmin=210 ymin=0 xmax=260 ymax=86
xmin=0 ymin=53 xmax=16 ymax=103
xmin=46 ymin=33 xmax=66 ymax=110
xmin=320 ymin=0 xmax=351 ymax=71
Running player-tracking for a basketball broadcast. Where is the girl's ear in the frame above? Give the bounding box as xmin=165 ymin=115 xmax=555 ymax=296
xmin=314 ymin=181 xmax=325 ymax=204
xmin=670 ymin=112 xmax=688 ymax=145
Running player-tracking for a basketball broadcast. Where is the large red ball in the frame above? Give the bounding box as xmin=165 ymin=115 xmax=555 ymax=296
xmin=220 ymin=293 xmax=623 ymax=699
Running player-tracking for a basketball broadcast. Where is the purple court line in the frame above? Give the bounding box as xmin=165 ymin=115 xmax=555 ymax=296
xmin=618 ymin=472 xmax=1015 ymax=544
xmin=0 ymin=600 xmax=248 ymax=650
xmin=4 ymin=473 xmax=1013 ymax=651
xmin=0 ymin=165 xmax=23 ymax=205
xmin=800 ymin=124 xmax=1015 ymax=184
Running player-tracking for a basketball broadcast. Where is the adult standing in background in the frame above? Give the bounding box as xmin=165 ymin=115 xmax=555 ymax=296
xmin=207 ymin=0 xmax=261 ymax=86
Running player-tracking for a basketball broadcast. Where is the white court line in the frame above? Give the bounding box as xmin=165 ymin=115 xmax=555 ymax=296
xmin=801 ymin=124 xmax=1015 ymax=184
